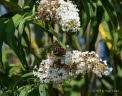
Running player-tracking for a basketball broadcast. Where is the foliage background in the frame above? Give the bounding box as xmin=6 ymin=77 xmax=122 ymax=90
xmin=0 ymin=0 xmax=122 ymax=96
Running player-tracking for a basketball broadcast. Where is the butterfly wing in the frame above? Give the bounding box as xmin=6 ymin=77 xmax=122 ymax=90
xmin=53 ymin=41 xmax=66 ymax=56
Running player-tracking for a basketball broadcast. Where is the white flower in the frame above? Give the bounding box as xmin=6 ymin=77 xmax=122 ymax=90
xmin=33 ymin=50 xmax=112 ymax=83
xmin=38 ymin=0 xmax=80 ymax=32
xmin=40 ymin=0 xmax=48 ymax=4
xmin=56 ymin=0 xmax=80 ymax=32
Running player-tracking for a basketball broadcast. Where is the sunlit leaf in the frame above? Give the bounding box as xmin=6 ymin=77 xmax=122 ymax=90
xmin=12 ymin=14 xmax=23 ymax=27
xmin=99 ymin=22 xmax=113 ymax=49
xmin=19 ymin=85 xmax=32 ymax=96
xmin=39 ymin=84 xmax=48 ymax=96
xmin=21 ymin=72 xmax=33 ymax=78
xmin=18 ymin=19 xmax=25 ymax=37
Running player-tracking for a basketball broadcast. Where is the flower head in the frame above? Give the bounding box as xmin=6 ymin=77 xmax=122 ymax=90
xmin=33 ymin=50 xmax=112 ymax=83
xmin=37 ymin=0 xmax=80 ymax=32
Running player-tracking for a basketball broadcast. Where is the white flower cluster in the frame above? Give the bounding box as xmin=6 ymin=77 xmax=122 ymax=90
xmin=40 ymin=0 xmax=48 ymax=4
xmin=38 ymin=0 xmax=80 ymax=32
xmin=33 ymin=50 xmax=112 ymax=83
xmin=55 ymin=0 xmax=80 ymax=31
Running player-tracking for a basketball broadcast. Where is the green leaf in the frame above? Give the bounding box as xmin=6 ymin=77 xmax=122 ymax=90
xmin=89 ymin=5 xmax=104 ymax=50
xmin=19 ymin=85 xmax=32 ymax=96
xmin=6 ymin=19 xmax=28 ymax=69
xmin=101 ymin=79 xmax=112 ymax=89
xmin=22 ymin=30 xmax=30 ymax=47
xmin=21 ymin=72 xmax=33 ymax=78
xmin=12 ymin=14 xmax=23 ymax=27
xmin=101 ymin=0 xmax=118 ymax=30
xmin=12 ymin=72 xmax=33 ymax=90
xmin=32 ymin=5 xmax=36 ymax=13
xmin=18 ymin=19 xmax=25 ymax=37
xmin=81 ymin=0 xmax=94 ymax=19
xmin=39 ymin=84 xmax=48 ymax=96
xmin=6 ymin=20 xmax=15 ymax=48
xmin=0 ymin=21 xmax=6 ymax=65
xmin=101 ymin=21 xmax=112 ymax=40
xmin=24 ymin=5 xmax=31 ymax=10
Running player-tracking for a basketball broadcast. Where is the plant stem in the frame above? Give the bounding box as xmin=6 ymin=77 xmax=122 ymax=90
xmin=53 ymin=23 xmax=59 ymax=42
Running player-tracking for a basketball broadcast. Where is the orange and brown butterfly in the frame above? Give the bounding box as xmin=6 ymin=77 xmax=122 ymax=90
xmin=53 ymin=41 xmax=66 ymax=56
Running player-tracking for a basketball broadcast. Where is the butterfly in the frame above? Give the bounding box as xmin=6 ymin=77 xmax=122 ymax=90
xmin=53 ymin=41 xmax=66 ymax=56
